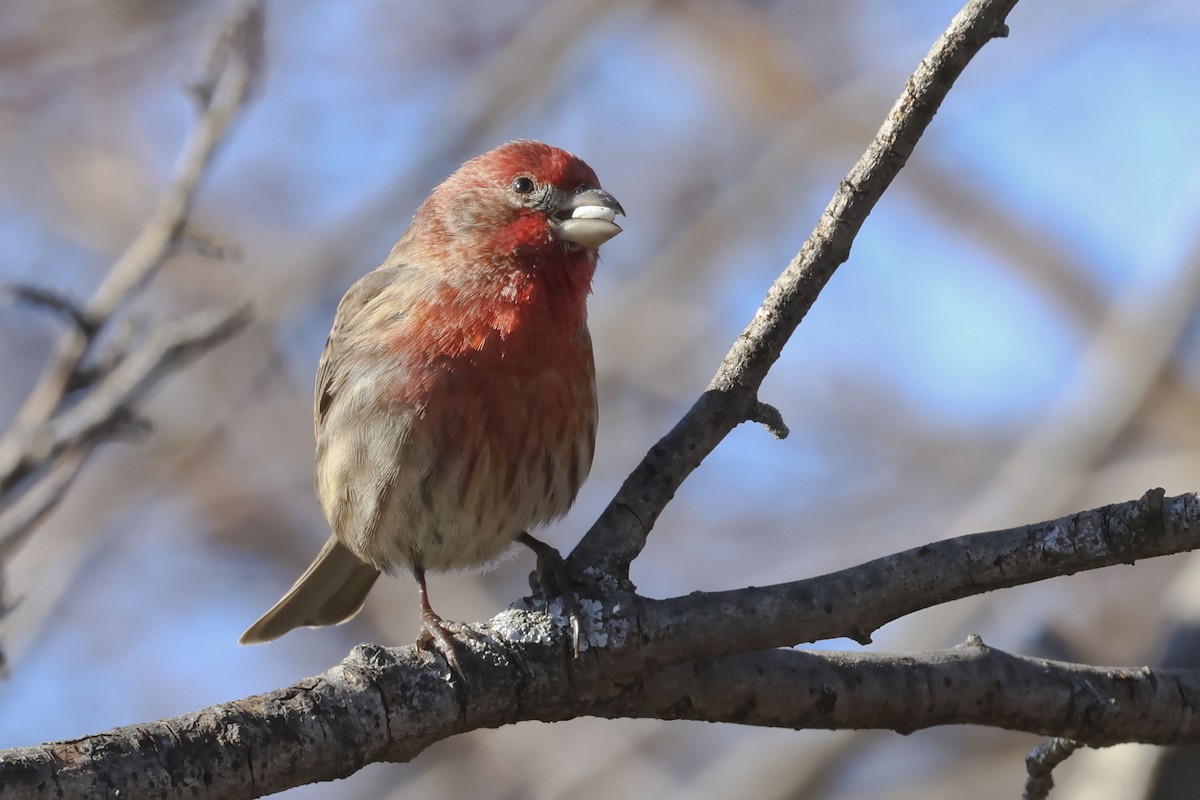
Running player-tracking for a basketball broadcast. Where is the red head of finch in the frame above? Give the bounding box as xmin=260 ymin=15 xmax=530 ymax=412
xmin=240 ymin=141 xmax=623 ymax=664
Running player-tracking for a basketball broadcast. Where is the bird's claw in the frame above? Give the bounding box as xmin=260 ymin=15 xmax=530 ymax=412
xmin=416 ymin=610 xmax=470 ymax=685
xmin=521 ymin=533 xmax=584 ymax=657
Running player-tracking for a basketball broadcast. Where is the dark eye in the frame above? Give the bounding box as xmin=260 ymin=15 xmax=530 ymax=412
xmin=511 ymin=176 xmax=536 ymax=195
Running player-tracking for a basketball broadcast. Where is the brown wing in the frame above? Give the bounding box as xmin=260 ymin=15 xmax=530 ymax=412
xmin=314 ymin=266 xmax=408 ymax=436
xmin=313 ymin=265 xmax=432 ymax=567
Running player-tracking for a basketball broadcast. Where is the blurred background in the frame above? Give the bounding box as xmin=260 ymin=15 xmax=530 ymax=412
xmin=2 ymin=0 xmax=1200 ymax=798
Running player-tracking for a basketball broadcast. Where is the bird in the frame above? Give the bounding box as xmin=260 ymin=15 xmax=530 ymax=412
xmin=239 ymin=140 xmax=623 ymax=679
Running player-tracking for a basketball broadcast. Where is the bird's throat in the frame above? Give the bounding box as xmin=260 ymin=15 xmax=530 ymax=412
xmin=409 ymin=253 xmax=592 ymax=365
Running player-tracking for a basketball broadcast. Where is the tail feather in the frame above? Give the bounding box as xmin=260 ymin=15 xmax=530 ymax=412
xmin=239 ymin=536 xmax=381 ymax=644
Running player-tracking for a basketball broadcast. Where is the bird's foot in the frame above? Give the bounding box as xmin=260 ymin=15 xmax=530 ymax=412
xmin=416 ymin=610 xmax=472 ymax=685
xmin=519 ymin=533 xmax=583 ymax=657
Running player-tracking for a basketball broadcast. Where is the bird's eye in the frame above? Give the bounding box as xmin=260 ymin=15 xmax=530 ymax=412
xmin=511 ymin=176 xmax=536 ymax=195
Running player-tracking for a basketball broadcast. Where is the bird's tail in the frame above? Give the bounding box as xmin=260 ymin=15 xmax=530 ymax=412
xmin=239 ymin=536 xmax=381 ymax=644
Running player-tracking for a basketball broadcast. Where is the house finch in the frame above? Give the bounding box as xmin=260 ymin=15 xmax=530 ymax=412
xmin=239 ymin=141 xmax=623 ymax=678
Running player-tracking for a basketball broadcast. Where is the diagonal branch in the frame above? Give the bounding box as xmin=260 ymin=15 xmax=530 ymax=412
xmin=570 ymin=0 xmax=1020 ymax=577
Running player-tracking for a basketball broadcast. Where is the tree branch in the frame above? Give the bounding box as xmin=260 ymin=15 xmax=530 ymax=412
xmin=2 ymin=487 xmax=1196 ymax=798
xmin=633 ymin=487 xmax=1182 ymax=670
xmin=1024 ymin=738 xmax=1082 ymax=800
xmin=602 ymin=640 xmax=1200 ymax=747
xmin=0 ymin=0 xmax=263 ymax=548
xmin=569 ymin=0 xmax=1019 ymax=577
xmin=0 ymin=304 xmax=251 ymax=557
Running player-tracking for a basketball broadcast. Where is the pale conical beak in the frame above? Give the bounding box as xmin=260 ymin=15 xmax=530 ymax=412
xmin=553 ymin=187 xmax=624 ymax=250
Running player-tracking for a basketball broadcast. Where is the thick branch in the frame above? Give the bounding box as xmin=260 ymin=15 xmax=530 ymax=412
xmin=5 ymin=632 xmax=1199 ymax=799
xmin=634 ymin=488 xmax=1184 ymax=670
xmin=600 ymin=640 xmax=1200 ymax=747
xmin=570 ymin=0 xmax=1019 ymax=576
xmin=2 ymin=488 xmax=1197 ymax=798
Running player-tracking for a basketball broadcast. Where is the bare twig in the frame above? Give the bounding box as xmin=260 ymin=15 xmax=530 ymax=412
xmin=177 ymin=222 xmax=243 ymax=262
xmin=0 ymin=1 xmax=263 ymax=543
xmin=569 ymin=0 xmax=1020 ymax=576
xmin=17 ymin=305 xmax=251 ymax=489
xmin=1024 ymin=739 xmax=1082 ymax=800
xmin=0 ymin=304 xmax=251 ymax=558
xmin=0 ymin=451 xmax=86 ymax=561
xmin=4 ymin=285 xmax=96 ymax=336
xmin=0 ymin=0 xmax=263 ymax=488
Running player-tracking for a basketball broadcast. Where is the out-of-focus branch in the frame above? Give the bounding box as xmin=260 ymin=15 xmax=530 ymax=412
xmin=2 ymin=487 xmax=1199 ymax=798
xmin=0 ymin=304 xmax=250 ymax=557
xmin=0 ymin=451 xmax=85 ymax=560
xmin=569 ymin=0 xmax=1020 ymax=576
xmin=0 ymin=1 xmax=262 ymax=560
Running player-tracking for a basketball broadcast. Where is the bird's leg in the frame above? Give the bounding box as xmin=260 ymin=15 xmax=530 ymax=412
xmin=414 ymin=567 xmax=468 ymax=684
xmin=518 ymin=532 xmax=582 ymax=657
